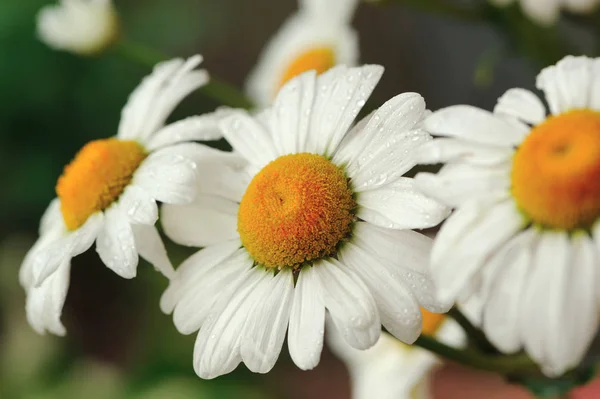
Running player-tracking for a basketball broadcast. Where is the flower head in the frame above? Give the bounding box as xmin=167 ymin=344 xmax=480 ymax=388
xmin=245 ymin=0 xmax=359 ymax=106
xmin=161 ymin=65 xmax=451 ymax=379
xmin=19 ymin=55 xmax=223 ymax=335
xmin=489 ymin=0 xmax=600 ymax=25
xmin=37 ymin=0 xmax=119 ymax=55
xmin=415 ymin=55 xmax=600 ymax=376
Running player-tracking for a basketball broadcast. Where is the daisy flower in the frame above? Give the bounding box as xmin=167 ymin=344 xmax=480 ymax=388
xmin=160 ymin=65 xmax=451 ymax=379
xmin=245 ymin=0 xmax=359 ymax=107
xmin=415 ymin=55 xmax=600 ymax=376
xmin=19 ymin=55 xmax=223 ymax=335
xmin=489 ymin=0 xmax=600 ymax=26
xmin=328 ymin=309 xmax=466 ymax=399
xmin=37 ymin=0 xmax=119 ymax=55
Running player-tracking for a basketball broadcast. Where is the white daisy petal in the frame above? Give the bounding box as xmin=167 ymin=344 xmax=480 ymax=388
xmin=357 ymin=177 xmax=449 ymax=230
xmin=131 ymin=224 xmax=173 ymax=278
xmin=220 ymin=110 xmax=278 ymax=167
xmin=335 ymin=92 xmax=426 ymax=180
xmin=339 ymin=242 xmax=422 ymax=344
xmin=146 ymin=114 xmax=224 ymax=151
xmin=431 ymin=199 xmax=524 ymax=304
xmin=288 ymin=266 xmax=326 ymax=370
xmin=119 ymin=185 xmax=158 ymax=225
xmin=161 ymin=194 xmax=238 ymax=248
xmin=26 ymin=260 xmax=70 ymax=336
xmin=308 ymin=65 xmax=383 ymax=156
xmin=424 ymin=105 xmax=528 ymax=146
xmin=547 ymin=234 xmax=598 ymax=374
xmin=414 ymin=138 xmax=513 ymax=166
xmin=134 ymin=147 xmax=198 ymax=205
xmin=536 ymin=55 xmax=593 ymax=114
xmin=494 ymin=88 xmax=546 ymax=125
xmin=268 ymin=70 xmax=316 ymax=155
xmin=482 ymin=229 xmax=536 ymax=353
xmin=352 ymin=222 xmax=452 ymax=313
xmin=520 ymin=231 xmax=570 ymax=375
xmin=589 ymin=59 xmax=600 ymax=110
xmin=241 ymin=269 xmax=294 ymax=373
xmin=414 ymin=162 xmax=511 ymax=207
xmin=160 ymin=241 xmax=241 ymax=314
xmin=194 ymin=268 xmax=270 ymax=379
xmin=39 ymin=198 xmax=62 ymax=236
xmin=521 ymin=0 xmax=561 ymax=25
xmin=173 ymin=250 xmax=252 ymax=335
xmin=300 ymin=0 xmax=359 ymax=22
xmin=314 ymin=259 xmax=380 ymax=350
xmin=95 ymin=206 xmax=138 ymax=279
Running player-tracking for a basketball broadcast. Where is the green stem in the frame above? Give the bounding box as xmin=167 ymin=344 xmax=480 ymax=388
xmin=413 ymin=335 xmax=537 ymax=375
xmin=113 ymin=39 xmax=254 ymax=109
xmin=447 ymin=307 xmax=498 ymax=354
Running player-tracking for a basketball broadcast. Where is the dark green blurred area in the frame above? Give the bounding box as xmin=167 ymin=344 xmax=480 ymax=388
xmin=1 ymin=0 xmax=597 ymax=398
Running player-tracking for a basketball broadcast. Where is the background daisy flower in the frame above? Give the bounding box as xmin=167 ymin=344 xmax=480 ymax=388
xmin=415 ymin=55 xmax=600 ymax=376
xmin=328 ymin=308 xmax=467 ymax=399
xmin=19 ymin=55 xmax=223 ymax=336
xmin=489 ymin=0 xmax=600 ymax=26
xmin=37 ymin=0 xmax=119 ymax=55
xmin=245 ymin=0 xmax=359 ymax=107
xmin=160 ymin=65 xmax=451 ymax=379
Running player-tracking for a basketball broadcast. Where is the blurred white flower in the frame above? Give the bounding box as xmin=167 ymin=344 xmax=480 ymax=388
xmin=37 ymin=0 xmax=119 ymax=55
xmin=415 ymin=55 xmax=600 ymax=376
xmin=328 ymin=308 xmax=466 ymax=399
xmin=489 ymin=0 xmax=600 ymax=25
xmin=161 ymin=65 xmax=451 ymax=379
xmin=19 ymin=55 xmax=223 ymax=336
xmin=246 ymin=0 xmax=359 ymax=107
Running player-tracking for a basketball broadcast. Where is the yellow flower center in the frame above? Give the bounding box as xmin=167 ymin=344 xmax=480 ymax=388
xmin=511 ymin=109 xmax=600 ymax=230
xmin=238 ymin=153 xmax=355 ymax=269
xmin=421 ymin=308 xmax=446 ymax=336
xmin=56 ymin=138 xmax=147 ymax=230
xmin=278 ymin=47 xmax=336 ymax=91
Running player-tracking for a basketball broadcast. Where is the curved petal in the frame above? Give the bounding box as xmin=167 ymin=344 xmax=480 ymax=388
xmin=352 ymin=222 xmax=452 ymax=313
xmin=494 ymin=88 xmax=546 ymax=125
xmin=339 ymin=242 xmax=423 ymax=344
xmin=131 ymin=224 xmax=173 ymax=278
xmin=431 ymin=199 xmax=524 ymax=305
xmin=414 ymin=138 xmax=513 ymax=166
xmin=160 ymin=242 xmax=241 ymax=314
xmin=26 ymin=260 xmax=71 ymax=336
xmin=314 ymin=259 xmax=380 ymax=350
xmin=39 ymin=198 xmax=62 ymax=236
xmin=161 ymin=194 xmax=238 ymax=248
xmin=241 ymin=269 xmax=294 ymax=373
xmin=220 ymin=110 xmax=278 ymax=167
xmin=536 ymin=55 xmax=594 ymax=115
xmin=307 ymin=65 xmax=383 ymax=156
xmin=118 ymin=56 xmax=208 ymax=142
xmin=146 ymin=114 xmax=225 ymax=151
xmin=119 ymin=185 xmax=158 ymax=225
xmin=482 ymin=229 xmax=536 ymax=353
xmin=335 ymin=93 xmax=428 ymax=188
xmin=356 ymin=177 xmax=449 ymax=230
xmin=193 ymin=268 xmax=270 ymax=379
xmin=133 ymin=146 xmax=198 ymax=205
xmin=424 ymin=105 xmax=527 ymax=146
xmin=95 ymin=206 xmax=138 ymax=279
xmin=288 ymin=266 xmax=325 ymax=370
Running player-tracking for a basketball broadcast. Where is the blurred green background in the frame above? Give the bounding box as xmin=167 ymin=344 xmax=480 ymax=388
xmin=1 ymin=0 xmax=598 ymax=398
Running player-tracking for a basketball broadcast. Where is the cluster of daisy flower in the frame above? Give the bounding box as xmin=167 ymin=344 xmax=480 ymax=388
xmin=25 ymin=0 xmax=600 ymax=397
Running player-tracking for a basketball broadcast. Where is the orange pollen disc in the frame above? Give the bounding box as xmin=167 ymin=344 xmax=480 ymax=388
xmin=238 ymin=153 xmax=355 ymax=269
xmin=56 ymin=138 xmax=147 ymax=231
xmin=511 ymin=109 xmax=600 ymax=230
xmin=278 ymin=47 xmax=336 ymax=91
xmin=421 ymin=308 xmax=446 ymax=336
